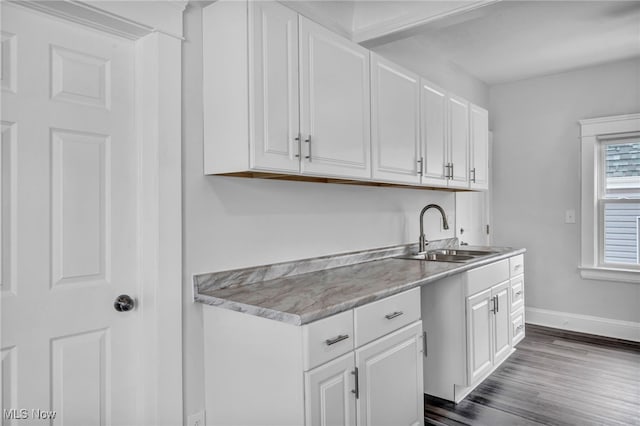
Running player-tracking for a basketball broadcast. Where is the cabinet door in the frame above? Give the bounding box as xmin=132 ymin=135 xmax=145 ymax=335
xmin=469 ymin=104 xmax=489 ymax=190
xmin=305 ymin=352 xmax=357 ymax=426
xmin=420 ymin=80 xmax=448 ymax=186
xmin=492 ymin=281 xmax=511 ymax=365
xmin=370 ymin=54 xmax=421 ymax=184
xmin=299 ymin=16 xmax=371 ymax=179
xmin=356 ymin=322 xmax=424 ymax=426
xmin=249 ymin=1 xmax=300 ymax=172
xmin=448 ymin=95 xmax=470 ymax=189
xmin=466 ymin=288 xmax=493 ymax=385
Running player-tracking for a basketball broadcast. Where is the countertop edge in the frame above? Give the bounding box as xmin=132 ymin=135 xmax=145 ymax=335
xmin=197 ymin=247 xmax=526 ymax=326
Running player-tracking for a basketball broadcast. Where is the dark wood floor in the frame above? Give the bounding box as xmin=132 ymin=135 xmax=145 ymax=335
xmin=424 ymin=324 xmax=640 ymax=426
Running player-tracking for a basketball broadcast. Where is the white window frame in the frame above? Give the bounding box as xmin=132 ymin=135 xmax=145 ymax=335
xmin=579 ymin=114 xmax=640 ymax=283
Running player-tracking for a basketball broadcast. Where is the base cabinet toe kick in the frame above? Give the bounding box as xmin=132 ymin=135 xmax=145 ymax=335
xmin=203 ymin=287 xmax=424 ymax=426
xmin=421 ymin=254 xmax=525 ymax=403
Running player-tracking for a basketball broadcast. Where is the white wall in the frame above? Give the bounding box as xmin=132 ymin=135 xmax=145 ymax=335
xmin=372 ymin=37 xmax=490 ymax=108
xmin=490 ymin=58 xmax=640 ymax=324
xmin=182 ymin=3 xmax=466 ymax=421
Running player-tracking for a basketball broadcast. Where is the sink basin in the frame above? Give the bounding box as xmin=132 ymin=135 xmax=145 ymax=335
xmin=394 ymin=248 xmax=499 ymax=263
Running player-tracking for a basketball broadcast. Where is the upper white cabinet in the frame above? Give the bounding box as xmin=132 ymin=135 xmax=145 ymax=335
xmin=447 ymin=94 xmax=470 ymax=189
xmin=370 ymin=53 xmax=421 ymax=184
xmin=203 ymin=0 xmax=489 ymax=191
xmin=420 ymin=80 xmax=476 ymax=189
xmin=249 ymin=1 xmax=300 ymax=173
xmin=299 ymin=17 xmax=371 ymax=179
xmin=420 ymin=80 xmax=448 ymax=186
xmin=470 ymin=104 xmax=489 ymax=190
xmin=204 ymin=0 xmax=371 ymax=180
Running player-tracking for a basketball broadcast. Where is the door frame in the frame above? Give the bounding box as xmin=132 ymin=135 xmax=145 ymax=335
xmin=11 ymin=2 xmax=185 ymax=424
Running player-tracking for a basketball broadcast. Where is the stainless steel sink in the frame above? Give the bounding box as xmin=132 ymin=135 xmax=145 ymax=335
xmin=394 ymin=248 xmax=499 ymax=263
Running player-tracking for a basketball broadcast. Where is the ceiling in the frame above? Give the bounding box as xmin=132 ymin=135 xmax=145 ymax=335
xmin=286 ymin=1 xmax=640 ymax=86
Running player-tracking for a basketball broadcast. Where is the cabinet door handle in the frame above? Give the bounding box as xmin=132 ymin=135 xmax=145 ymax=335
xmin=490 ymin=296 xmax=497 ymax=313
xmin=417 ymin=157 xmax=424 ymax=176
xmin=496 ymin=295 xmax=499 ymax=312
xmin=385 ymin=311 xmax=403 ymax=320
xmin=325 ymin=334 xmax=349 ymax=346
xmin=304 ymin=135 xmax=312 ymax=161
xmin=471 ymin=167 xmax=476 ymax=183
xmin=294 ymin=134 xmax=301 ymax=158
xmin=515 ymin=290 xmax=523 ymax=296
xmin=423 ymin=331 xmax=428 ymax=357
xmin=351 ymin=367 xmax=359 ymax=399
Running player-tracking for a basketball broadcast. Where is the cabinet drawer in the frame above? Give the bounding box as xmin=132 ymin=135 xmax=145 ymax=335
xmin=509 ymin=254 xmax=524 ymax=277
xmin=302 ymin=310 xmax=354 ymax=370
xmin=354 ymin=287 xmax=420 ymax=347
xmin=510 ymin=276 xmax=524 ymax=310
xmin=511 ymin=308 xmax=525 ymax=346
xmin=466 ymin=259 xmax=509 ymax=296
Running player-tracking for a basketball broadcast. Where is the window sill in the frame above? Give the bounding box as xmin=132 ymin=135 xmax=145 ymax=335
xmin=579 ymin=266 xmax=640 ymax=283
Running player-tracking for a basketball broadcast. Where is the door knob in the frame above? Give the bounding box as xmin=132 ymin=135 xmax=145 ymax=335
xmin=114 ymin=294 xmax=135 ymax=312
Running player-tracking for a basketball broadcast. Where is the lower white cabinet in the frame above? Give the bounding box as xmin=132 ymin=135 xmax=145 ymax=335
xmin=356 ymin=322 xmax=424 ymax=426
xmin=305 ymin=353 xmax=357 ymax=426
xmin=305 ymin=322 xmax=423 ymax=426
xmin=421 ymin=255 xmax=525 ymax=403
xmin=203 ymin=287 xmax=423 ymax=426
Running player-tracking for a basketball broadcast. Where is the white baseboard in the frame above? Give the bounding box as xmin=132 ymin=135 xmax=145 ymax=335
xmin=526 ymin=307 xmax=640 ymax=342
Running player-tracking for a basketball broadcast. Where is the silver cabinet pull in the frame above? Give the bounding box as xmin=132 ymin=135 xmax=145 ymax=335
xmin=490 ymin=296 xmax=497 ymax=313
xmin=450 ymin=163 xmax=454 ymax=179
xmin=351 ymin=367 xmax=359 ymax=399
xmin=325 ymin=334 xmax=349 ymax=346
xmin=385 ymin=311 xmax=403 ymax=320
xmin=496 ymin=295 xmax=499 ymax=313
xmin=515 ymin=290 xmax=523 ymax=296
xmin=417 ymin=157 xmax=424 ymax=176
xmin=444 ymin=163 xmax=451 ymax=179
xmin=304 ymin=135 xmax=312 ymax=161
xmin=516 ymin=324 xmax=524 ymax=332
xmin=294 ymin=134 xmax=301 ymax=158
xmin=423 ymin=331 xmax=428 ymax=357
xmin=471 ymin=167 xmax=476 ymax=183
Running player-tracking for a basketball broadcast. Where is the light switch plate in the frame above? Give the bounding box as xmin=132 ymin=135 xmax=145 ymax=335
xmin=565 ymin=209 xmax=576 ymax=224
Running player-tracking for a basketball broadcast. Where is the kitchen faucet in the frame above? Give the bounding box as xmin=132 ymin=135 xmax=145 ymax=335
xmin=418 ymin=204 xmax=449 ymax=253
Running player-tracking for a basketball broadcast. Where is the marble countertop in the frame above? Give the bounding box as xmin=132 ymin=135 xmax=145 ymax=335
xmin=194 ymin=241 xmax=525 ymax=326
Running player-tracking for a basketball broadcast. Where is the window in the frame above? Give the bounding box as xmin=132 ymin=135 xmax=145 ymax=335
xmin=599 ymin=139 xmax=640 ymax=266
xmin=580 ymin=114 xmax=640 ymax=283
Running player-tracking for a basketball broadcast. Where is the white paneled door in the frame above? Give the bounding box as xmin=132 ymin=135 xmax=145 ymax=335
xmin=1 ymin=5 xmax=139 ymax=425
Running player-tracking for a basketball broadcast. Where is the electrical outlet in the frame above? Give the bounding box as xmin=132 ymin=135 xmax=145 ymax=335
xmin=187 ymin=410 xmax=205 ymax=426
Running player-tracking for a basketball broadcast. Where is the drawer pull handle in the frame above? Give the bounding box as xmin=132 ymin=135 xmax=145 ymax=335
xmin=516 ymin=324 xmax=524 ymax=332
xmin=514 ymin=264 xmax=523 ymax=270
xmin=385 ymin=311 xmax=404 ymax=320
xmin=515 ymin=291 xmax=523 ymax=296
xmin=325 ymin=334 xmax=349 ymax=346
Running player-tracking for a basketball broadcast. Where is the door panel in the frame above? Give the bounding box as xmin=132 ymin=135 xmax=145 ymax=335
xmin=305 ymin=352 xmax=356 ymax=426
xmin=356 ymin=322 xmax=423 ymax=426
xmin=448 ymin=95 xmax=469 ymax=188
xmin=249 ymin=1 xmax=300 ymax=172
xmin=1 ymin=5 xmax=138 ymax=424
xmin=420 ymin=81 xmax=447 ymax=186
xmin=371 ymin=54 xmax=420 ymax=184
xmin=466 ymin=288 xmax=492 ymax=385
xmin=492 ymin=282 xmax=511 ymax=365
xmin=299 ymin=16 xmax=371 ymax=179
xmin=470 ymin=105 xmax=489 ymax=190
